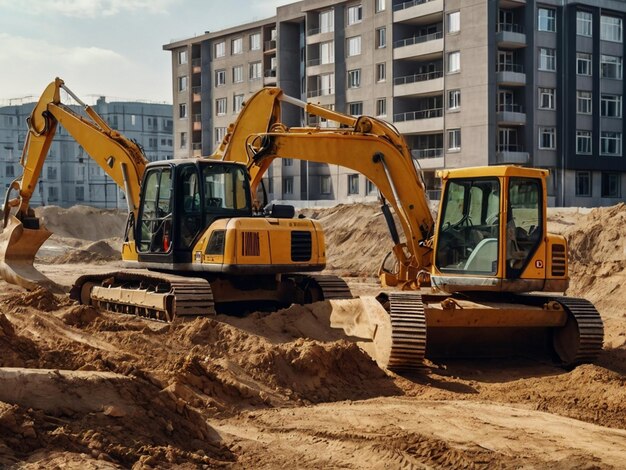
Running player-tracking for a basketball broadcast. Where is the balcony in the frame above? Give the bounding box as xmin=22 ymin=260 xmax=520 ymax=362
xmin=306 ymin=27 xmax=333 ymax=45
xmin=192 ymin=86 xmax=201 ymax=102
xmin=499 ymin=0 xmax=526 ymax=8
xmin=394 ymin=0 xmax=443 ymax=25
xmin=393 ymin=32 xmax=443 ymax=60
xmin=394 ymin=70 xmax=444 ymax=97
xmin=495 ymin=144 xmax=529 ymax=164
xmin=264 ymin=39 xmax=277 ymax=51
xmin=393 ymin=108 xmax=443 ymax=134
xmin=192 ymin=142 xmax=202 ymax=157
xmin=496 ymin=63 xmax=526 ymax=86
xmin=496 ymin=103 xmax=526 ymax=125
xmin=264 ymin=69 xmax=277 ymax=85
xmin=193 ymin=114 xmax=202 ymax=131
xmin=307 ymin=88 xmax=335 ymax=99
xmin=412 ymin=148 xmax=444 ymax=169
xmin=496 ymin=23 xmax=526 ymax=48
xmin=192 ymin=58 xmax=201 ymax=74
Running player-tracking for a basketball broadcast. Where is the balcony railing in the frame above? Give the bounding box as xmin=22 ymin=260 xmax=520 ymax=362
xmin=265 ymin=69 xmax=277 ymax=78
xmin=411 ymin=148 xmax=444 ymax=159
xmin=496 ymin=103 xmax=524 ymax=113
xmin=394 ymin=108 xmax=443 ymax=122
xmin=496 ymin=144 xmax=525 ymax=152
xmin=192 ymin=58 xmax=201 ymax=67
xmin=393 ymin=31 xmax=443 ymax=49
xmin=496 ymin=62 xmax=524 ymax=73
xmin=193 ymin=114 xmax=202 ymax=122
xmin=496 ymin=23 xmax=525 ymax=33
xmin=307 ymin=88 xmax=335 ymax=98
xmin=307 ymin=58 xmax=321 ymax=67
xmin=393 ymin=0 xmax=437 ymax=12
xmin=394 ymin=70 xmax=443 ymax=85
xmin=264 ymin=40 xmax=277 ymax=50
xmin=192 ymin=143 xmax=202 ymax=150
xmin=192 ymin=86 xmax=201 ymax=94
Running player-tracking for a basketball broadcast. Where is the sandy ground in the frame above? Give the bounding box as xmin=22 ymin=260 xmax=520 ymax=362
xmin=0 ymin=204 xmax=625 ymax=468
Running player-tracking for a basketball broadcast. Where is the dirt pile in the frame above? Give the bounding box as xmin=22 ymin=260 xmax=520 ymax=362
xmin=50 ymin=240 xmax=120 ymax=264
xmin=35 ymin=205 xmax=126 ymax=241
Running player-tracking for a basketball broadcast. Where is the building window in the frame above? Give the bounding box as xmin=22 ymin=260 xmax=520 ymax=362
xmin=179 ymin=103 xmax=187 ymax=118
xmin=577 ymin=11 xmax=592 ymax=37
xmin=376 ymin=62 xmax=386 ymax=82
xmin=447 ymin=51 xmax=460 ymax=73
xmin=601 ymin=55 xmax=623 ymax=79
xmin=538 ymin=88 xmax=555 ymax=110
xmin=178 ymin=75 xmax=188 ymax=92
xmin=448 ymin=128 xmax=461 ymax=151
xmin=602 ymin=173 xmax=620 ymax=197
xmin=376 ymin=98 xmax=386 ymax=116
xmin=539 ymin=127 xmax=556 ymax=149
xmin=216 ymin=98 xmax=227 ymax=116
xmin=215 ymin=41 xmax=226 ymax=58
xmin=233 ymin=65 xmax=243 ymax=83
xmin=320 ymin=73 xmax=335 ymax=95
xmin=576 ymin=53 xmax=592 ymax=76
xmin=215 ymin=69 xmax=226 ymax=86
xmin=320 ymin=9 xmax=334 ymax=33
xmin=249 ymin=61 xmax=262 ymax=80
xmin=283 ymin=177 xmax=294 ymax=195
xmin=601 ymin=131 xmax=622 ymax=156
xmin=538 ymin=7 xmax=556 ymax=32
xmin=577 ymin=91 xmax=592 ymax=114
xmin=283 ymin=158 xmax=293 ymax=167
xmin=48 ymin=187 xmax=58 ymax=202
xmin=347 ymin=4 xmax=362 ymax=25
xmin=601 ymin=16 xmax=623 ymax=42
xmin=347 ymin=174 xmax=359 ymax=195
xmin=447 ymin=11 xmax=460 ymax=34
xmin=320 ymin=175 xmax=331 ymax=195
xmin=366 ymin=180 xmax=376 ymax=194
xmin=180 ymin=132 xmax=188 ymax=149
xmin=320 ymin=40 xmax=334 ymax=64
xmin=576 ymin=171 xmax=591 ymax=197
xmin=215 ymin=127 xmax=227 ymax=144
xmin=250 ymin=32 xmax=261 ymax=50
xmin=375 ymin=0 xmax=385 ymax=13
xmin=75 ymin=186 xmax=85 ymax=201
xmin=576 ymin=130 xmax=592 ymax=154
xmin=448 ymin=89 xmax=461 ymax=110
xmin=232 ymin=37 xmax=243 ymax=55
xmin=6 ymin=164 xmax=14 ymax=178
xmin=601 ymin=94 xmax=622 ymax=118
xmin=47 ymin=166 xmax=57 ymax=180
xmin=178 ymin=49 xmax=187 ymax=65
xmin=234 ymin=94 xmax=244 ymax=113
xmin=348 ymin=102 xmax=363 ymax=116
xmin=347 ymin=69 xmax=361 ymax=88
xmin=347 ymin=36 xmax=361 ymax=56
xmin=539 ymin=48 xmax=556 ymax=71
xmin=376 ymin=27 xmax=386 ymax=48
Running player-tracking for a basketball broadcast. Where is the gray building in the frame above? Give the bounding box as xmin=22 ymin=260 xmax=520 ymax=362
xmin=164 ymin=0 xmax=626 ymax=207
xmin=0 ymin=98 xmax=173 ymax=208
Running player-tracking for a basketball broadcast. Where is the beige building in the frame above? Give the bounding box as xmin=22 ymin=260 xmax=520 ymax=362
xmin=164 ymin=0 xmax=626 ymax=207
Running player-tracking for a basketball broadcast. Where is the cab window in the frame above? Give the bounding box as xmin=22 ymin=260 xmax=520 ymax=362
xmin=137 ymin=168 xmax=172 ymax=252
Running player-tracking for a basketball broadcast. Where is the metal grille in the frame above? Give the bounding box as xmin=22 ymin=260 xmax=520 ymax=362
xmin=242 ymin=231 xmax=260 ymax=257
xmin=291 ymin=231 xmax=312 ymax=262
xmin=551 ymin=244 xmax=566 ymax=276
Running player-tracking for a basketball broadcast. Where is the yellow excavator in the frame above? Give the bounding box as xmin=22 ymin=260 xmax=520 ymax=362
xmin=0 ymin=79 xmax=603 ymax=370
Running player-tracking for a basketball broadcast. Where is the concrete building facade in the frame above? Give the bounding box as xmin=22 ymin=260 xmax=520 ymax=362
xmin=164 ymin=0 xmax=626 ymax=207
xmin=0 ymin=98 xmax=173 ymax=208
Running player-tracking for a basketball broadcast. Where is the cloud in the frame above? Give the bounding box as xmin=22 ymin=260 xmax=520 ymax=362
xmin=0 ymin=0 xmax=180 ymax=18
xmin=0 ymin=33 xmax=170 ymax=103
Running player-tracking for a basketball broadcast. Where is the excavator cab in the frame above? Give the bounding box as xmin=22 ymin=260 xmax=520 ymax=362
xmin=431 ymin=166 xmax=568 ymax=295
xmin=133 ymin=160 xmax=252 ymax=264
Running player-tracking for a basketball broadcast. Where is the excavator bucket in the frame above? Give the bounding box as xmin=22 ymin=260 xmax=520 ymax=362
xmin=0 ymin=215 xmax=64 ymax=293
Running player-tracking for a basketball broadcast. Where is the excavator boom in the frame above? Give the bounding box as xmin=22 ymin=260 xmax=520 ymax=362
xmin=0 ymin=78 xmax=147 ymax=291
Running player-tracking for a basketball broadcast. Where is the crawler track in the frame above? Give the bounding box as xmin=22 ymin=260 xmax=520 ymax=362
xmin=386 ymin=292 xmax=427 ymax=371
xmin=308 ymin=274 xmax=353 ymax=300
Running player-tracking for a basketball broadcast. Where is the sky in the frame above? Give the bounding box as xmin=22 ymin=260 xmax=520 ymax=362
xmin=0 ymin=0 xmax=292 ymax=104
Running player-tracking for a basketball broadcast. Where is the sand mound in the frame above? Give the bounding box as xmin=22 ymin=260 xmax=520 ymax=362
xmin=35 ymin=205 xmax=126 ymax=241
xmin=1 ymin=288 xmax=63 ymax=313
xmin=50 ymin=240 xmax=120 ymax=264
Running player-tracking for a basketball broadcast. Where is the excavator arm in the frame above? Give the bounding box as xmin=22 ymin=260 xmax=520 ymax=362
xmin=0 ymin=78 xmax=148 ymax=291
xmin=212 ymin=88 xmax=435 ymax=287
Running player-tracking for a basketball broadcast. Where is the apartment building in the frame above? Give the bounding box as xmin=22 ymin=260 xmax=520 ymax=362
xmin=0 ymin=98 xmax=173 ymax=208
xmin=164 ymin=0 xmax=626 ymax=207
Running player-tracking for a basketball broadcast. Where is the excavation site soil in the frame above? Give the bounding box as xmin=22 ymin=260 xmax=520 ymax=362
xmin=0 ymin=203 xmax=625 ymax=468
